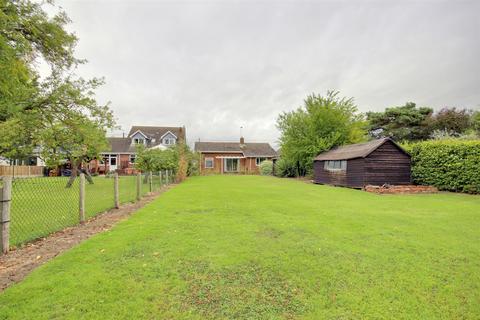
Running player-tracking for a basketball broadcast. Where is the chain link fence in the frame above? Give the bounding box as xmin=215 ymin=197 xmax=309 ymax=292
xmin=118 ymin=175 xmax=138 ymax=204
xmin=10 ymin=177 xmax=80 ymax=246
xmin=0 ymin=170 xmax=173 ymax=251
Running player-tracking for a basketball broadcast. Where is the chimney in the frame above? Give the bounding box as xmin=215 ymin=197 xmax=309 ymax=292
xmin=240 ymin=136 xmax=245 ymax=145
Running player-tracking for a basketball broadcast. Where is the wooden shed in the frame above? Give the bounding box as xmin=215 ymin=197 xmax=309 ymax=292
xmin=313 ymin=138 xmax=411 ymax=188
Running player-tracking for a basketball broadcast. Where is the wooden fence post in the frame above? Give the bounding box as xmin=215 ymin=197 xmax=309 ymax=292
xmin=166 ymin=170 xmax=169 ymax=185
xmin=136 ymin=173 xmax=141 ymax=201
xmin=149 ymin=171 xmax=153 ymax=192
xmin=79 ymin=173 xmax=85 ymax=223
xmin=1 ymin=177 xmax=12 ymax=254
xmin=159 ymin=171 xmax=162 ymax=187
xmin=114 ymin=172 xmax=119 ymax=209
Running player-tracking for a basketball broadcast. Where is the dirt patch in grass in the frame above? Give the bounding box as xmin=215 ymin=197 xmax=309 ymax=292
xmin=257 ymin=227 xmax=284 ymax=239
xmin=0 ymin=185 xmax=175 ymax=292
xmin=178 ymin=260 xmax=306 ymax=319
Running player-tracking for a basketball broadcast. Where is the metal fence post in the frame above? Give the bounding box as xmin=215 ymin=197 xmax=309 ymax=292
xmin=149 ymin=171 xmax=153 ymax=192
xmin=79 ymin=173 xmax=85 ymax=223
xmin=114 ymin=173 xmax=119 ymax=209
xmin=1 ymin=177 xmax=12 ymax=254
xmin=136 ymin=173 xmax=141 ymax=201
xmin=166 ymin=170 xmax=169 ymax=185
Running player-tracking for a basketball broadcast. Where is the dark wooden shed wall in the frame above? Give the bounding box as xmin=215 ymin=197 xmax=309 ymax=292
xmin=313 ymin=140 xmax=411 ymax=188
xmin=364 ymin=141 xmax=410 ymax=185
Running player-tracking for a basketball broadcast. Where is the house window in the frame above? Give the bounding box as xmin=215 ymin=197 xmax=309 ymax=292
xmin=205 ymin=157 xmax=214 ymax=168
xmin=225 ymin=158 xmax=239 ymax=172
xmin=324 ymin=160 xmax=347 ymax=171
xmin=256 ymin=157 xmax=267 ymax=166
xmin=129 ymin=154 xmax=136 ymax=163
xmin=134 ymin=138 xmax=144 ymax=144
xmin=104 ymin=154 xmax=117 ymax=166
xmin=163 ymin=138 xmax=176 ymax=145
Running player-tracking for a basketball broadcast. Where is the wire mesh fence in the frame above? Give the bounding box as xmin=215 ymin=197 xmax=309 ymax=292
xmin=151 ymin=172 xmax=163 ymax=192
xmin=10 ymin=177 xmax=80 ymax=246
xmin=118 ymin=175 xmax=137 ymax=204
xmin=85 ymin=176 xmax=115 ymax=219
xmin=1 ymin=170 xmax=172 ymax=250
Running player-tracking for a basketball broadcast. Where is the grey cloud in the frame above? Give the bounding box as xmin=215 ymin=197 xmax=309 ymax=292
xmin=56 ymin=0 xmax=480 ymax=147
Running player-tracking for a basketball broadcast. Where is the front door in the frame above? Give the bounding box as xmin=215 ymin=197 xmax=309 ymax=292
xmin=105 ymin=154 xmax=117 ymax=171
xmin=224 ymin=158 xmax=239 ymax=173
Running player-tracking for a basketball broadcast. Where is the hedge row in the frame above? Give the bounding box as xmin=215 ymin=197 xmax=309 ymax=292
xmin=403 ymin=140 xmax=480 ymax=194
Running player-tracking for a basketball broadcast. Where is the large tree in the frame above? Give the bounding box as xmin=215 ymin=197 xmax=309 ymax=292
xmin=277 ymin=91 xmax=366 ymax=176
xmin=366 ymin=102 xmax=433 ymax=141
xmin=0 ymin=0 xmax=115 ymax=183
xmin=428 ymin=107 xmax=473 ymax=136
xmin=472 ymin=111 xmax=480 ymax=136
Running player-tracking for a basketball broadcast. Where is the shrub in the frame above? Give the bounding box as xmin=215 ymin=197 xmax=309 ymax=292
xmin=259 ymin=160 xmax=273 ymax=176
xmin=274 ymin=158 xmax=297 ymax=177
xmin=405 ymin=140 xmax=480 ymax=194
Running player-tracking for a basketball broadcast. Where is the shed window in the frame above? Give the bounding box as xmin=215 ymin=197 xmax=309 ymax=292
xmin=205 ymin=157 xmax=214 ymax=169
xmin=324 ymin=160 xmax=347 ymax=171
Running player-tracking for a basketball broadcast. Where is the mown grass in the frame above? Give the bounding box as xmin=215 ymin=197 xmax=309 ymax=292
xmin=9 ymin=175 xmax=158 ymax=246
xmin=1 ymin=175 xmax=479 ymax=319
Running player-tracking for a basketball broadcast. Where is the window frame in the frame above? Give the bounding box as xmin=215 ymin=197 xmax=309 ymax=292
xmin=133 ymin=138 xmax=145 ymax=145
xmin=255 ymin=157 xmax=267 ymax=166
xmin=104 ymin=154 xmax=117 ymax=166
xmin=324 ymin=160 xmax=347 ymax=172
xmin=163 ymin=138 xmax=176 ymax=145
xmin=205 ymin=157 xmax=214 ymax=169
xmin=224 ymin=158 xmax=239 ymax=172
xmin=129 ymin=154 xmax=136 ymax=164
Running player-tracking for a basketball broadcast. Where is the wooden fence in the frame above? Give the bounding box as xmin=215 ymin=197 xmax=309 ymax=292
xmin=0 ymin=166 xmax=44 ymax=177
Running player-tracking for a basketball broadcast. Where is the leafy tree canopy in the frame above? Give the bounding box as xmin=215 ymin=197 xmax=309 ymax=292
xmin=135 ymin=144 xmax=178 ymax=173
xmin=428 ymin=107 xmax=473 ymax=136
xmin=277 ymin=91 xmax=366 ymax=176
xmin=0 ymin=0 xmax=114 ymax=168
xmin=472 ymin=111 xmax=480 ymax=135
xmin=366 ymin=102 xmax=433 ymax=141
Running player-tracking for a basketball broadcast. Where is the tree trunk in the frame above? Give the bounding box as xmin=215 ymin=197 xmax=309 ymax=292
xmin=65 ymin=159 xmax=94 ymax=188
xmin=83 ymin=167 xmax=94 ymax=184
xmin=65 ymin=160 xmax=79 ymax=188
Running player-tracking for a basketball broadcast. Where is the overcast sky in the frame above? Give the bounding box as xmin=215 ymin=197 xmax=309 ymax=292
xmin=54 ymin=0 xmax=479 ymax=147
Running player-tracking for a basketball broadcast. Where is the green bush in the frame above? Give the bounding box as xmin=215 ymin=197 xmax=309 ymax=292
xmin=259 ymin=160 xmax=273 ymax=176
xmin=274 ymin=158 xmax=297 ymax=177
xmin=405 ymin=140 xmax=480 ymax=193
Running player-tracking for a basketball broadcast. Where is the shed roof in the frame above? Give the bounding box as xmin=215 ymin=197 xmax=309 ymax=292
xmin=194 ymin=141 xmax=277 ymax=157
xmin=314 ymin=138 xmax=409 ymax=161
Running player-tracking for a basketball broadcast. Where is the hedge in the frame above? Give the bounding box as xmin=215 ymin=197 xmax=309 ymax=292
xmin=403 ymin=140 xmax=480 ymax=194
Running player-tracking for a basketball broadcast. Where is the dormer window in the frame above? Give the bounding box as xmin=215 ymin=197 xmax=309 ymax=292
xmin=163 ymin=138 xmax=176 ymax=145
xmin=134 ymin=138 xmax=145 ymax=144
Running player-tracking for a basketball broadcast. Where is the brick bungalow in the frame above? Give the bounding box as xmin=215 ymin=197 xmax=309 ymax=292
xmin=195 ymin=137 xmax=277 ymax=174
xmin=90 ymin=125 xmax=186 ymax=174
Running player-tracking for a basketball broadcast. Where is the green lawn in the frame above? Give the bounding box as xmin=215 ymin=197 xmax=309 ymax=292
xmin=10 ymin=174 xmax=163 ymax=246
xmin=1 ymin=175 xmax=479 ymax=319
